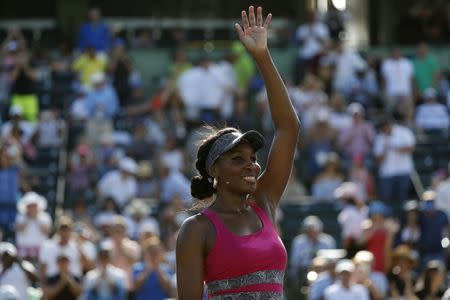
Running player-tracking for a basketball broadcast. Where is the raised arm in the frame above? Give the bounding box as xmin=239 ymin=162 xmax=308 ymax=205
xmin=235 ymin=6 xmax=300 ymax=214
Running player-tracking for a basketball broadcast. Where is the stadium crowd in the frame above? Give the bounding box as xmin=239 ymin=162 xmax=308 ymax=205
xmin=0 ymin=6 xmax=450 ymax=300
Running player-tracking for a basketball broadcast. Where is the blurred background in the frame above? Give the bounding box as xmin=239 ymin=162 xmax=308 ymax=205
xmin=1 ymin=0 xmax=450 ymax=299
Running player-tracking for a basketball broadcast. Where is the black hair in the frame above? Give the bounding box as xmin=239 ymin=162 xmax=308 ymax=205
xmin=190 ymin=126 xmax=240 ymax=200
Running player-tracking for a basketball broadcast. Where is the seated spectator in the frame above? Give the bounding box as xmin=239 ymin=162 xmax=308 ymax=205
xmin=76 ymin=8 xmax=112 ymax=52
xmin=72 ymin=46 xmax=107 ymax=88
xmin=353 ymin=251 xmax=388 ymax=300
xmin=126 ymin=122 xmax=156 ymax=161
xmin=436 ymin=162 xmax=450 ymax=221
xmin=15 ymin=192 xmax=51 ymax=261
xmin=67 ymin=143 xmax=95 ymax=194
xmin=93 ymin=197 xmax=120 ymax=237
xmin=159 ymin=136 xmax=185 ymax=172
xmin=83 ymin=242 xmax=127 ymax=300
xmin=84 ymin=72 xmax=119 ymax=120
xmin=335 ymin=182 xmax=368 ymax=258
xmin=158 ymin=163 xmax=191 ymax=207
xmin=0 ymin=242 xmax=37 ymax=300
xmin=1 ymin=106 xmax=36 ymax=142
xmin=308 ymin=256 xmax=338 ymax=300
xmin=42 ymin=253 xmax=82 ymax=300
xmin=280 ymin=167 xmax=307 ymax=204
xmin=289 ymin=216 xmax=336 ymax=288
xmin=415 ymin=87 xmax=449 ymax=133
xmin=387 ymin=245 xmax=418 ymax=299
xmin=417 ymin=190 xmax=449 ymax=268
xmin=414 ymin=260 xmax=447 ymax=299
xmin=97 ymin=157 xmax=138 ymax=208
xmin=328 ymin=92 xmax=352 ymax=130
xmin=311 ymin=153 xmax=344 ymax=203
xmin=373 ymin=117 xmax=415 ymax=203
xmin=344 ymin=65 xmax=379 ymax=110
xmin=136 ymin=161 xmax=157 ymax=198
xmin=395 ymin=200 xmax=421 ymax=249
xmin=131 ymin=237 xmax=174 ymax=300
xmin=349 ymin=153 xmax=375 ymax=201
xmin=124 ymin=199 xmax=159 ymax=241
xmin=37 ymin=110 xmax=64 ymax=147
xmin=324 ymin=259 xmax=369 ymax=300
xmin=338 ymin=103 xmax=376 ymax=162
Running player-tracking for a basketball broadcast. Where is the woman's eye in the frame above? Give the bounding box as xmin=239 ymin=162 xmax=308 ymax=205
xmin=251 ymin=156 xmax=257 ymax=162
xmin=232 ymin=156 xmax=243 ymax=161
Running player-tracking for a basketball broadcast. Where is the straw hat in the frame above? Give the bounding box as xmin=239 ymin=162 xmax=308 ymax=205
xmin=125 ymin=199 xmax=150 ymax=217
xmin=391 ymin=245 xmax=417 ymax=267
xmin=17 ymin=192 xmax=47 ymax=214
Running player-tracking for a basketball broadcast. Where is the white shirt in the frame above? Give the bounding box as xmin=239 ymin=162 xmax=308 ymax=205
xmin=83 ymin=264 xmax=127 ymax=296
xmin=373 ymin=125 xmax=415 ymax=176
xmin=209 ymin=61 xmax=237 ymax=119
xmin=332 ymin=50 xmax=366 ymax=92
xmin=98 ymin=170 xmax=137 ymax=207
xmin=415 ymin=102 xmax=449 ymax=130
xmin=338 ymin=205 xmax=368 ymax=240
xmin=1 ymin=120 xmax=37 ymax=143
xmin=324 ymin=282 xmax=369 ymax=300
xmin=296 ymin=22 xmax=330 ymax=59
xmin=160 ymin=149 xmax=184 ymax=172
xmin=381 ymin=57 xmax=414 ymax=97
xmin=436 ymin=179 xmax=450 ymax=221
xmin=39 ymin=238 xmax=83 ymax=277
xmin=15 ymin=212 xmax=51 ymax=248
xmin=70 ymin=97 xmax=89 ymax=121
xmin=0 ymin=263 xmax=30 ymax=300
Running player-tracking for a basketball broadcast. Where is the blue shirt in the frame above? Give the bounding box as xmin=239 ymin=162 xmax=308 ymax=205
xmin=85 ymin=85 xmax=119 ymax=119
xmin=77 ymin=22 xmax=113 ymax=51
xmin=419 ymin=209 xmax=449 ymax=254
xmin=132 ymin=263 xmax=172 ymax=300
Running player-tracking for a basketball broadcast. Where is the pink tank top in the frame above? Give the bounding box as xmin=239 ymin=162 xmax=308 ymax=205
xmin=202 ymin=202 xmax=287 ymax=299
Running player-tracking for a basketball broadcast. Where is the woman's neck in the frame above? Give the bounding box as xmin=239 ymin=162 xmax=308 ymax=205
xmin=212 ymin=192 xmax=249 ymax=214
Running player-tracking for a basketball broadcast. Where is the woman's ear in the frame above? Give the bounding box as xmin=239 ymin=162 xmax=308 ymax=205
xmin=210 ymin=164 xmax=218 ymax=179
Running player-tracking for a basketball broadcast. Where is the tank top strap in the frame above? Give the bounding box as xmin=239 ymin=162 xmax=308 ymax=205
xmin=201 ymin=208 xmax=228 ymax=236
xmin=248 ymin=201 xmax=273 ymax=228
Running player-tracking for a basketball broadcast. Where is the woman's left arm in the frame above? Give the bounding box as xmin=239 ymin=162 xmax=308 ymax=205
xmin=236 ymin=6 xmax=300 ymax=214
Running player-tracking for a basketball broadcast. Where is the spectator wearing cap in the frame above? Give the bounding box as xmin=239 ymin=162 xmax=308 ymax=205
xmin=324 ymin=259 xmax=369 ymax=300
xmin=289 ymin=216 xmax=336 ymax=289
xmin=436 ymin=162 xmax=450 ymax=221
xmin=353 ymin=251 xmax=388 ymax=300
xmin=373 ymin=117 xmax=415 ymax=203
xmin=338 ymin=103 xmax=376 ymax=162
xmin=0 ymin=242 xmax=37 ymax=300
xmin=415 ymin=87 xmax=449 ymax=134
xmin=42 ymin=252 xmax=82 ymax=300
xmin=417 ymin=190 xmax=449 ymax=268
xmin=394 ymin=200 xmax=421 ymax=249
xmin=311 ymin=152 xmax=344 ymax=202
xmin=98 ymin=157 xmax=138 ymax=208
xmin=76 ymin=7 xmax=113 ymax=52
xmin=381 ymin=47 xmax=414 ymax=123
xmin=15 ymin=192 xmax=51 ymax=261
xmin=131 ymin=237 xmax=174 ymax=300
xmin=414 ymin=260 xmax=447 ymax=299
xmin=72 ymin=46 xmax=107 ymax=88
xmin=360 ymin=201 xmax=396 ymax=273
xmin=335 ymin=182 xmax=368 ymax=258
xmin=413 ymin=42 xmax=439 ymax=93
xmin=124 ymin=198 xmax=159 ymax=240
xmin=387 ymin=245 xmax=419 ymax=299
xmin=83 ymin=242 xmax=127 ymax=300
xmin=84 ymin=72 xmax=119 ymax=119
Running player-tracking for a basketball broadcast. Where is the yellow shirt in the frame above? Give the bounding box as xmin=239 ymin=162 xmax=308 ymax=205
xmin=72 ymin=54 xmax=107 ymax=87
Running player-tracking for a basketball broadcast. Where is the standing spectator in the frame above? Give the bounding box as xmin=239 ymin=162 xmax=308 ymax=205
xmin=72 ymin=46 xmax=107 ymax=88
xmin=83 ymin=243 xmax=127 ymax=300
xmin=107 ymin=39 xmax=133 ymax=106
xmin=84 ymin=72 xmax=119 ymax=120
xmin=289 ymin=216 xmax=336 ymax=288
xmin=0 ymin=243 xmax=37 ymax=300
xmin=436 ymin=162 xmax=450 ymax=221
xmin=294 ymin=11 xmax=330 ymax=84
xmin=373 ymin=118 xmax=415 ymax=203
xmin=338 ymin=103 xmax=376 ymax=161
xmin=414 ymin=87 xmax=449 ymax=134
xmin=387 ymin=245 xmax=419 ymax=300
xmin=15 ymin=192 xmax=51 ymax=261
xmin=124 ymin=199 xmax=160 ymax=241
xmin=345 ymin=66 xmax=379 ymax=110
xmin=414 ymin=260 xmax=447 ymax=299
xmin=417 ymin=190 xmax=449 ymax=268
xmin=395 ymin=200 xmax=421 ymax=249
xmin=311 ymin=152 xmax=344 ymax=203
xmin=324 ymin=259 xmax=369 ymax=300
xmin=131 ymin=237 xmax=174 ymax=300
xmin=97 ymin=156 xmax=138 ymax=208
xmin=381 ymin=47 xmax=414 ymax=122
xmin=349 ymin=153 xmax=376 ymax=201
xmin=353 ymin=251 xmax=389 ymax=300
xmin=76 ymin=7 xmax=113 ymax=52
xmin=42 ymin=253 xmax=82 ymax=300
xmin=413 ymin=42 xmax=439 ymax=93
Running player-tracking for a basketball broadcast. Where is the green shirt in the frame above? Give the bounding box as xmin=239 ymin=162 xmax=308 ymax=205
xmin=413 ymin=55 xmax=438 ymax=92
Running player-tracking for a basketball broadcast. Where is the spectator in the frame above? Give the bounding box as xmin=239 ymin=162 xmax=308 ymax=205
xmin=311 ymin=152 xmax=344 ymax=202
xmin=338 ymin=103 xmax=376 ymax=161
xmin=97 ymin=156 xmax=138 ymax=208
xmin=279 ymin=167 xmax=307 ymax=204
xmin=289 ymin=216 xmax=336 ymax=288
xmin=335 ymin=182 xmax=368 ymax=258
xmin=83 ymin=242 xmax=127 ymax=300
xmin=308 ymin=256 xmax=338 ymax=300
xmin=414 ymin=260 xmax=447 ymax=299
xmin=158 ymin=163 xmax=191 ymax=207
xmin=107 ymin=39 xmax=133 ymax=106
xmin=324 ymin=259 xmax=369 ymax=300
xmin=413 ymin=42 xmax=439 ymax=93
xmin=131 ymin=237 xmax=174 ymax=300
xmin=395 ymin=200 xmax=421 ymax=249
xmin=159 ymin=136 xmax=185 ymax=172
xmin=353 ymin=251 xmax=389 ymax=300
xmin=373 ymin=118 xmax=415 ymax=203
xmin=67 ymin=143 xmax=95 ymax=195
xmin=345 ymin=65 xmax=379 ymax=110
xmin=42 ymin=253 xmax=82 ymax=300
xmin=231 ymin=41 xmax=255 ymax=94
xmin=0 ymin=285 xmax=20 ymax=300
xmin=387 ymin=245 xmax=419 ymax=300
xmin=135 ymin=161 xmax=157 ymax=199
xmin=1 ymin=106 xmax=36 ymax=142
xmin=381 ymin=47 xmax=414 ymax=122
xmin=349 ymin=153 xmax=376 ymax=201
xmin=294 ymin=11 xmax=330 ymax=84
xmin=76 ymin=7 xmax=112 ymax=52
xmin=84 ymin=72 xmax=119 ymax=120
xmin=415 ymin=87 xmax=449 ymax=134
xmin=417 ymin=190 xmax=449 ymax=268
xmin=93 ymin=197 xmax=120 ymax=237
xmin=72 ymin=46 xmax=107 ymax=88
xmin=15 ymin=192 xmax=51 ymax=261
xmin=124 ymin=199 xmax=159 ymax=240
xmin=226 ymin=94 xmax=254 ymax=133
xmin=328 ymin=92 xmax=352 ymax=130
xmin=436 ymin=162 xmax=450 ymax=221
xmin=0 ymin=242 xmax=37 ymax=300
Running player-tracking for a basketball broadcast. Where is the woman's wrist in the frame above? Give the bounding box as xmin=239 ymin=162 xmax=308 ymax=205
xmin=252 ymin=49 xmax=270 ymax=63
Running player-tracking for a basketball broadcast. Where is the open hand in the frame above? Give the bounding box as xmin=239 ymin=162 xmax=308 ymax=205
xmin=235 ymin=6 xmax=272 ymax=57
